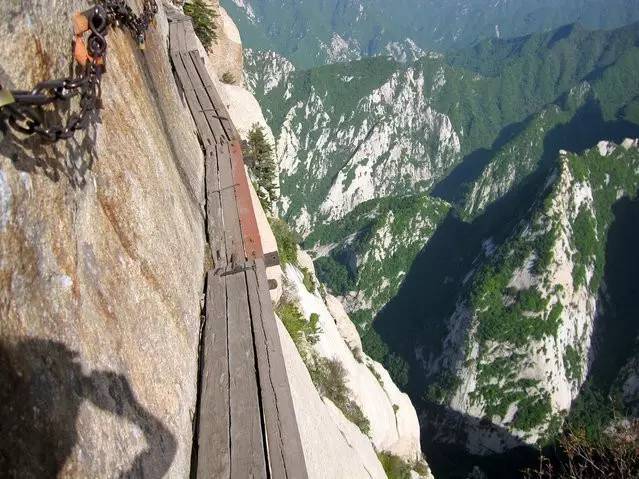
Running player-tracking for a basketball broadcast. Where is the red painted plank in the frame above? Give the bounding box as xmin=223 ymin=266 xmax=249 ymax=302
xmin=229 ymin=140 xmax=263 ymax=261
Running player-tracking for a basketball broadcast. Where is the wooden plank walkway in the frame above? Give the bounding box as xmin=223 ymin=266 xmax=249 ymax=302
xmin=168 ymin=13 xmax=308 ymax=479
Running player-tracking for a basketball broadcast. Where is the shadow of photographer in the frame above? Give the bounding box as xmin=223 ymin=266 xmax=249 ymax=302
xmin=0 ymin=338 xmax=177 ymax=478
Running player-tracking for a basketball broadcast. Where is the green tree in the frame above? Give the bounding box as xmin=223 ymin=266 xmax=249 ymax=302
xmin=246 ymin=124 xmax=278 ymax=212
xmin=183 ymin=0 xmax=218 ymax=52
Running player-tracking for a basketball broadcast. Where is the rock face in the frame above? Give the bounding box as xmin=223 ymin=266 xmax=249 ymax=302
xmin=0 ymin=1 xmax=205 ymax=477
xmin=277 ymin=315 xmax=388 ymax=479
xmin=281 ymin=250 xmax=431 ymax=474
xmin=253 ymin=56 xmax=461 ymax=235
xmin=423 ymin=142 xmax=639 ymax=453
xmin=206 ymin=0 xmax=245 ymax=86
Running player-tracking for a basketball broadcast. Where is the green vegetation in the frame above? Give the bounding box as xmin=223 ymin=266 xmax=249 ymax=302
xmin=377 ymin=452 xmax=412 ymax=479
xmin=183 ymin=0 xmax=217 ymax=51
xmin=512 ymin=393 xmax=552 ymax=431
xmin=384 ymin=353 xmax=409 ymax=388
xmin=276 ymin=301 xmax=320 ymax=346
xmin=245 ymin=124 xmax=278 ymax=211
xmin=309 ymin=357 xmax=371 ymax=435
xmin=358 ymin=325 xmax=410 ymax=388
xmin=563 ymin=345 xmax=583 ymax=382
xmin=308 ymin=195 xmax=450 ymax=317
xmin=301 ymin=267 xmax=317 ymax=293
xmin=360 ymin=324 xmax=387 ymax=363
xmin=276 ymin=299 xmax=369 ymax=435
xmin=524 ymin=423 xmax=639 ymax=478
xmin=572 ymin=207 xmax=597 ymax=289
xmin=230 ymin=0 xmax=639 ymax=68
xmin=221 ymin=71 xmax=236 ymax=85
xmin=425 ymin=371 xmax=462 ymax=404
xmin=314 ymin=256 xmax=355 ymax=296
xmin=269 ymin=218 xmax=300 ymax=266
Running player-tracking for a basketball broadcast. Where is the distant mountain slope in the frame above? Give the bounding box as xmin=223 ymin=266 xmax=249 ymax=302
xmin=249 ymin=22 xmax=639 ymax=235
xmin=372 ymin=141 xmax=639 ymax=470
xmin=304 ymin=194 xmax=451 ymax=319
xmin=223 ymin=0 xmax=639 ymax=67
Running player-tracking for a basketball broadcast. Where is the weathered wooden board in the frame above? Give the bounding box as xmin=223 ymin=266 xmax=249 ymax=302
xmin=170 ymin=50 xmax=214 ymax=147
xmin=196 ymin=271 xmax=230 ymax=479
xmin=205 ymin=147 xmax=226 ymax=267
xmin=170 ymin=13 xmax=309 ymax=478
xmin=180 ymin=51 xmax=227 ymax=143
xmin=229 ymin=140 xmax=263 ymax=261
xmin=217 ymin=143 xmax=245 ymax=264
xmin=246 ymin=268 xmax=286 ymax=478
xmin=189 ymin=52 xmax=239 ymax=142
xmin=226 ymin=268 xmax=268 ymax=479
xmin=254 ymin=259 xmax=309 ymax=478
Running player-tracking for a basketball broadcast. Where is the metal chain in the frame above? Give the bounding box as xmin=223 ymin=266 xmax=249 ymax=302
xmin=0 ymin=0 xmax=158 ymax=142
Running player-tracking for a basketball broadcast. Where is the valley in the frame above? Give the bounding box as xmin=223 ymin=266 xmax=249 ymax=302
xmin=244 ymin=17 xmax=639 ymax=478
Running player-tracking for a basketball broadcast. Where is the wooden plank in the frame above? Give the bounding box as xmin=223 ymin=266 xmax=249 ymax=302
xmin=227 ymin=268 xmax=268 ymax=479
xmin=183 ymin=20 xmax=200 ymax=51
xmin=189 ymin=52 xmax=239 ymax=142
xmin=181 ymin=51 xmax=226 ymax=143
xmin=254 ymin=259 xmax=309 ymax=478
xmin=246 ymin=268 xmax=287 ymax=478
xmin=197 ymin=271 xmax=230 ymax=479
xmin=229 ymin=140 xmax=264 ymax=261
xmin=217 ymin=143 xmax=245 ymax=264
xmin=206 ymin=147 xmax=226 ymax=267
xmin=176 ymin=20 xmax=188 ymax=53
xmin=170 ymin=51 xmax=215 ymax=147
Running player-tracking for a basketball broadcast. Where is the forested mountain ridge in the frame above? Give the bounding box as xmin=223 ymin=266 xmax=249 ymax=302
xmin=246 ymin=20 xmax=639 ymax=241
xmin=224 ymin=0 xmax=639 ymax=68
xmin=244 ymin=19 xmax=639 ymax=476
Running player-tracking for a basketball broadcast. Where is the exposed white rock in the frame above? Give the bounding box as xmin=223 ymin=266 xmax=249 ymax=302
xmin=244 ymin=49 xmax=296 ymax=95
xmin=206 ymin=1 xmax=245 ymax=86
xmin=282 ymin=252 xmax=425 ymax=462
xmin=219 ymin=83 xmax=275 ymax=146
xmin=597 ymin=140 xmax=617 ymax=157
xmin=277 ymin=315 xmax=388 ymax=479
xmin=326 ymin=294 xmax=364 ymax=354
xmin=430 ymin=143 xmax=639 ymax=453
xmin=383 ymin=39 xmax=427 ymax=63
xmin=320 ymin=33 xmax=362 ymax=64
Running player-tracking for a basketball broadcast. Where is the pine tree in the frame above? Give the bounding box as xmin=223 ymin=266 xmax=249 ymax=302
xmin=246 ymin=124 xmax=278 ymax=212
xmin=183 ymin=0 xmax=218 ymax=52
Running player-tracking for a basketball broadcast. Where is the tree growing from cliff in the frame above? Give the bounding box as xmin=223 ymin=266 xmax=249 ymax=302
xmin=183 ymin=0 xmax=218 ymax=51
xmin=246 ymin=124 xmax=278 ymax=212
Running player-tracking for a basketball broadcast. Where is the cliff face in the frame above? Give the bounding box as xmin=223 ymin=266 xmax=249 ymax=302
xmin=206 ymin=0 xmax=245 ymax=86
xmin=0 ymin=1 xmax=205 ymax=476
xmin=425 ymin=141 xmax=639 ymax=453
xmin=279 ymin=250 xmax=432 ymax=478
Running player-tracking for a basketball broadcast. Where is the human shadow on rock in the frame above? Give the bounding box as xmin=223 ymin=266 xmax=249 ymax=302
xmin=0 ymin=338 xmax=177 ymax=478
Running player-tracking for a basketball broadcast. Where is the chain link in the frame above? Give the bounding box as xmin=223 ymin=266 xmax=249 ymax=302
xmin=0 ymin=0 xmax=158 ymax=142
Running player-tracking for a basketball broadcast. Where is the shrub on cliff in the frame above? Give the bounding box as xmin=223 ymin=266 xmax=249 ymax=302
xmin=246 ymin=124 xmax=278 ymax=211
xmin=183 ymin=0 xmax=218 ymax=51
xmin=269 ymin=218 xmax=300 ymax=266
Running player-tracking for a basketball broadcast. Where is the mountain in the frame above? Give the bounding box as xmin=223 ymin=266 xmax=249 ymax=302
xmin=305 ymin=194 xmax=451 ymax=323
xmin=249 ymin=22 xmax=639 ymax=233
xmin=374 ymin=140 xmax=639 ymax=476
xmin=223 ymin=0 xmax=639 ymax=67
xmin=246 ymin=19 xmax=639 ymax=476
